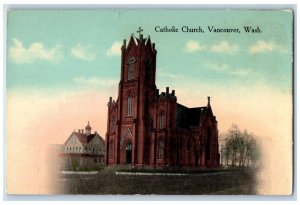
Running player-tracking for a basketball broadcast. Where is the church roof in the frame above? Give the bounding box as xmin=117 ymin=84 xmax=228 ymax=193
xmin=126 ymin=33 xmax=154 ymax=50
xmin=176 ymin=104 xmax=209 ymax=128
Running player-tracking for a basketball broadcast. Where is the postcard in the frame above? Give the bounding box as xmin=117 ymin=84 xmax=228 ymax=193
xmin=5 ymin=9 xmax=293 ymax=195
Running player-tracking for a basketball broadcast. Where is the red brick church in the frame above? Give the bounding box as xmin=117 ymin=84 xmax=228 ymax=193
xmin=105 ymin=28 xmax=220 ymax=167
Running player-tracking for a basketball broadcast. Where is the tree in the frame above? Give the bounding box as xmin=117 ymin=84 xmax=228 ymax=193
xmin=221 ymin=124 xmax=260 ymax=167
xmin=71 ymin=159 xmax=79 ymax=171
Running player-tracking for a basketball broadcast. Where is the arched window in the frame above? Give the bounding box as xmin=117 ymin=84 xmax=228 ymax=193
xmin=159 ymin=112 xmax=164 ymax=129
xmin=158 ymin=139 xmax=164 ymax=158
xmin=127 ymin=96 xmax=133 ymax=116
xmin=128 ymin=64 xmax=134 ymax=80
xmin=128 ymin=56 xmax=136 ymax=80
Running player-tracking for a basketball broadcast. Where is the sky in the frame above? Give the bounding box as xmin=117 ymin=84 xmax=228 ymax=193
xmin=7 ymin=10 xmax=292 ymax=92
xmin=6 ymin=10 xmax=293 ymax=194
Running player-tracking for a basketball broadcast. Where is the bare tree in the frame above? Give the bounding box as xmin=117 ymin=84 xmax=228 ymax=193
xmin=222 ymin=124 xmax=260 ymax=167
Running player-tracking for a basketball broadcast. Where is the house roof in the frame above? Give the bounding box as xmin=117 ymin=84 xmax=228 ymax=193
xmin=74 ymin=132 xmax=96 ymax=144
xmin=65 ymin=132 xmax=104 ymax=145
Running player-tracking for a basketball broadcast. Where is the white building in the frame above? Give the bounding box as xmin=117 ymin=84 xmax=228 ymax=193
xmin=60 ymin=122 xmax=105 ymax=170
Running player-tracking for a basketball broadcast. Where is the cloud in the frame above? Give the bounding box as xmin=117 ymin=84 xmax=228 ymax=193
xmin=106 ymin=41 xmax=122 ymax=56
xmin=185 ymin=40 xmax=206 ymax=53
xmin=229 ymin=69 xmax=249 ymax=77
xmin=184 ymin=40 xmax=238 ymax=54
xmin=73 ymin=76 xmax=117 ymax=87
xmin=210 ymin=41 xmax=239 ymax=54
xmin=204 ymin=61 xmax=229 ymax=72
xmin=9 ymin=38 xmax=63 ymax=64
xmin=157 ymin=67 xmax=185 ymax=80
xmin=249 ymin=40 xmax=287 ymax=54
xmin=204 ymin=61 xmax=248 ymax=77
xmin=70 ymin=44 xmax=96 ymax=61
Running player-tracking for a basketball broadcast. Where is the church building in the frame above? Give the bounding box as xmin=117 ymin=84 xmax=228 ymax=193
xmin=105 ymin=28 xmax=220 ymax=167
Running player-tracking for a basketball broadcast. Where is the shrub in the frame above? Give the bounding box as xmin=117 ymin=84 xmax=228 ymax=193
xmin=71 ymin=159 xmax=79 ymax=171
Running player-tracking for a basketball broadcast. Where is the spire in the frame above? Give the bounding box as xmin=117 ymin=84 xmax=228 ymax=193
xmin=207 ymin=96 xmax=211 ymax=106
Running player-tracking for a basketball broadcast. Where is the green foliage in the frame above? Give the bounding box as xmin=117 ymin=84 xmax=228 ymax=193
xmin=221 ymin=124 xmax=260 ymax=167
xmin=91 ymin=165 xmax=104 ymax=171
xmin=71 ymin=159 xmax=79 ymax=171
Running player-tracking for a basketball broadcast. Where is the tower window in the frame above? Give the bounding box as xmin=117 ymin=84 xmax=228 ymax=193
xmin=128 ymin=56 xmax=136 ymax=80
xmin=159 ymin=112 xmax=164 ymax=129
xmin=128 ymin=64 xmax=134 ymax=80
xmin=127 ymin=96 xmax=133 ymax=116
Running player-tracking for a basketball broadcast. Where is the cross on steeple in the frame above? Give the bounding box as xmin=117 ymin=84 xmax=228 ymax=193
xmin=137 ymin=27 xmax=143 ymax=36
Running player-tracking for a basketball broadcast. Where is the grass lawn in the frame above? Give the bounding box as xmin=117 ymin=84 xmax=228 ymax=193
xmin=55 ymin=166 xmax=258 ymax=195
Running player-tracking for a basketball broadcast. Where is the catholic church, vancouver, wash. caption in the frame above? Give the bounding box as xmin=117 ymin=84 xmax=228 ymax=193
xmin=105 ymin=28 xmax=220 ymax=167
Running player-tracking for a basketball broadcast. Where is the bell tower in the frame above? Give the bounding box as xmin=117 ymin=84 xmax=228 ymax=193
xmin=120 ymin=28 xmax=157 ymax=86
xmin=113 ymin=28 xmax=157 ymax=165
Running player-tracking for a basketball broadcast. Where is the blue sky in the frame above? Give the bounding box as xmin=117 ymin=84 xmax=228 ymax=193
xmin=7 ymin=10 xmax=293 ymax=95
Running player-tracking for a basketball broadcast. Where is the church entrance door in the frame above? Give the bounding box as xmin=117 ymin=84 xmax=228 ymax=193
xmin=125 ymin=143 xmax=132 ymax=164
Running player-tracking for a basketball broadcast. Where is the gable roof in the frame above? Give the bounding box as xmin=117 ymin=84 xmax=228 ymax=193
xmin=65 ymin=132 xmax=104 ymax=145
xmin=74 ymin=132 xmax=95 ymax=144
